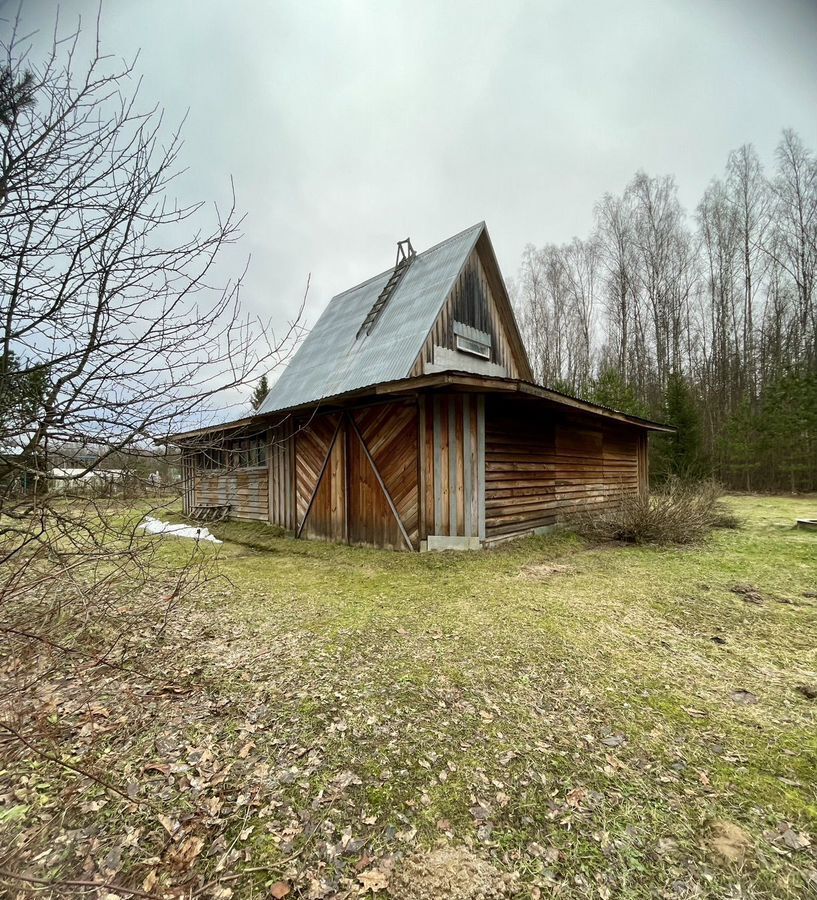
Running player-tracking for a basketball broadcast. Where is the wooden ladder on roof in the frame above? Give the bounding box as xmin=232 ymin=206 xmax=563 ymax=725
xmin=356 ymin=238 xmax=416 ymax=339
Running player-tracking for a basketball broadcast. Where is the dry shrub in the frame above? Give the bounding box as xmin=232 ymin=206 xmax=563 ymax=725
xmin=577 ymin=480 xmax=740 ymax=545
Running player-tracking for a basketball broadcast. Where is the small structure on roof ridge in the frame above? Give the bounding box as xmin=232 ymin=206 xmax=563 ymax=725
xmin=168 ymin=222 xmax=673 ymax=551
xmin=395 ymin=237 xmax=415 ymax=266
xmin=356 ymin=237 xmax=417 ymax=340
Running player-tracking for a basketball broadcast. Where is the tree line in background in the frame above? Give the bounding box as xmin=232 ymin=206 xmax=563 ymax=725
xmin=511 ymin=129 xmax=817 ymax=492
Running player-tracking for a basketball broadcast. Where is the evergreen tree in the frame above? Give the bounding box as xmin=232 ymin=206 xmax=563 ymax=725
xmin=0 ymin=65 xmax=36 ymax=128
xmin=587 ymin=367 xmax=649 ymax=418
xmin=549 ymin=377 xmax=577 ymax=397
xmin=653 ymin=374 xmax=708 ymax=481
xmin=250 ymin=374 xmax=269 ymax=411
xmin=0 ymin=352 xmax=48 ymax=432
xmin=721 ymin=398 xmax=760 ymax=491
xmin=757 ymin=369 xmax=817 ymax=492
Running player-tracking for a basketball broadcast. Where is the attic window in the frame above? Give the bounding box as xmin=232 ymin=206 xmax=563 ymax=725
xmin=453 ymin=321 xmax=491 ymax=359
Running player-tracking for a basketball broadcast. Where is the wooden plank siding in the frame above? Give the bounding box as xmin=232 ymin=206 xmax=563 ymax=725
xmin=179 ymin=387 xmax=650 ymax=549
xmin=485 ymin=398 xmax=556 ymax=537
xmin=637 ymin=431 xmax=649 ymax=495
xmin=269 ymin=420 xmax=296 ymax=530
xmin=484 ymin=395 xmax=645 ymax=538
xmin=411 ymin=247 xmax=522 ymax=379
xmin=422 ymin=393 xmax=482 ymax=538
xmin=181 ymin=451 xmax=196 ymax=515
xmin=193 ymin=468 xmax=269 ymax=521
xmin=349 ymin=402 xmax=419 ymax=550
xmin=295 ymin=413 xmax=345 ymax=542
xmin=293 ymin=400 xmax=420 ymax=550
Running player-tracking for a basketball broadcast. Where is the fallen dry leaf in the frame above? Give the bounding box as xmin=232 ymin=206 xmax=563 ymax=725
xmin=157 ymin=813 xmax=179 ymax=838
xmin=765 ymin=823 xmax=811 ymax=851
xmin=169 ymin=835 xmax=205 ymax=871
xmin=566 ymin=786 xmax=587 ymax=808
xmin=358 ymin=867 xmax=390 ymax=892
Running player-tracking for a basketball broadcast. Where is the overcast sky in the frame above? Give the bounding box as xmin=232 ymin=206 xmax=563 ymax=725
xmin=11 ymin=0 xmax=817 ymax=356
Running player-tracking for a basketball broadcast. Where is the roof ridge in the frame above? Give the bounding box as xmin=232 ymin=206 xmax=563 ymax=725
xmin=333 ymin=221 xmax=485 ymax=302
xmin=254 ymin=221 xmax=492 ymax=416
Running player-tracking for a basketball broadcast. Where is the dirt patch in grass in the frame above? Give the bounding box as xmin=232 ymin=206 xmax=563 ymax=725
xmin=389 ymin=846 xmax=515 ymax=900
xmin=707 ymin=819 xmax=754 ymax=865
xmin=518 ymin=562 xmax=575 ymax=579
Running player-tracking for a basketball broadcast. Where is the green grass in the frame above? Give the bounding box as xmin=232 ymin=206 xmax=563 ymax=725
xmin=2 ymin=495 xmax=816 ymax=898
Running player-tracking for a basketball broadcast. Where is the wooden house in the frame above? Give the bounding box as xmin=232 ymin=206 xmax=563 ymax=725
xmin=172 ymin=223 xmax=671 ymax=550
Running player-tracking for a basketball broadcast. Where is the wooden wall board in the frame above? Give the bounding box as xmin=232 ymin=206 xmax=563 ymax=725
xmin=296 ymin=414 xmax=344 ymax=542
xmin=291 ymin=400 xmax=420 ymax=550
xmin=194 ymin=469 xmax=269 ymax=521
xmin=269 ymin=419 xmax=295 ymax=530
xmin=183 ymin=386 xmax=649 ymax=549
xmin=484 ymin=396 xmax=644 ymax=538
xmin=423 ymin=392 xmax=481 ymax=538
xmin=350 ymin=402 xmax=418 ymax=550
xmin=181 ymin=452 xmax=195 ymax=514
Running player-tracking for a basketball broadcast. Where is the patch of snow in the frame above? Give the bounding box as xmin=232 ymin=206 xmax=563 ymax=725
xmin=138 ymin=516 xmax=222 ymax=544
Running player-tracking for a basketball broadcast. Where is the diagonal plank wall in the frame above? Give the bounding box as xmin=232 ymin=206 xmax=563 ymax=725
xmin=291 ymin=400 xmax=419 ymax=550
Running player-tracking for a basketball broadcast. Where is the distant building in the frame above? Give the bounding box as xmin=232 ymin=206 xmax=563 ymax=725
xmin=49 ymin=468 xmax=125 ymax=493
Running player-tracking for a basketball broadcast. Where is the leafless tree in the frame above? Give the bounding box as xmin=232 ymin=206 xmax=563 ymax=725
xmin=0 ymin=10 xmax=304 ymax=833
xmin=768 ymin=129 xmax=817 ymax=368
xmin=725 ymin=143 xmax=770 ymax=397
xmin=594 ymin=192 xmax=637 ymax=380
xmin=513 ymin=239 xmax=598 ymax=394
xmin=514 ymin=132 xmax=815 ymax=491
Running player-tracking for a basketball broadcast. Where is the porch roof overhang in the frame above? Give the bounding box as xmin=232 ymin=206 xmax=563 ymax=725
xmin=164 ymin=372 xmax=675 ymax=443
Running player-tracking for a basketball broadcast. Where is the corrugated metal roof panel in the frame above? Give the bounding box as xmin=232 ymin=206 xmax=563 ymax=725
xmin=258 ymin=222 xmax=484 ymax=414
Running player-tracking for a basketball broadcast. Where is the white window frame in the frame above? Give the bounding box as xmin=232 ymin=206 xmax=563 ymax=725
xmin=455 ymin=332 xmax=491 ymax=359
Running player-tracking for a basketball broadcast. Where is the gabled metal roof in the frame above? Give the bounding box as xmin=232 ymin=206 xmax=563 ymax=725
xmin=258 ymin=222 xmax=485 ymax=415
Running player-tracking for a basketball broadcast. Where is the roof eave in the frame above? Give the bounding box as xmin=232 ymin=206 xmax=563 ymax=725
xmin=163 ymin=372 xmax=674 ymax=442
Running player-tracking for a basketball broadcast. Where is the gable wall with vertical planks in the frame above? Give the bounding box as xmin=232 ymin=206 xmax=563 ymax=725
xmin=411 ymin=247 xmax=523 ymax=379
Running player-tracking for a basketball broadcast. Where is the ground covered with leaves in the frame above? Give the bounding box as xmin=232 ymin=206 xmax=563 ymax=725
xmin=2 ymin=495 xmax=816 ymax=898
